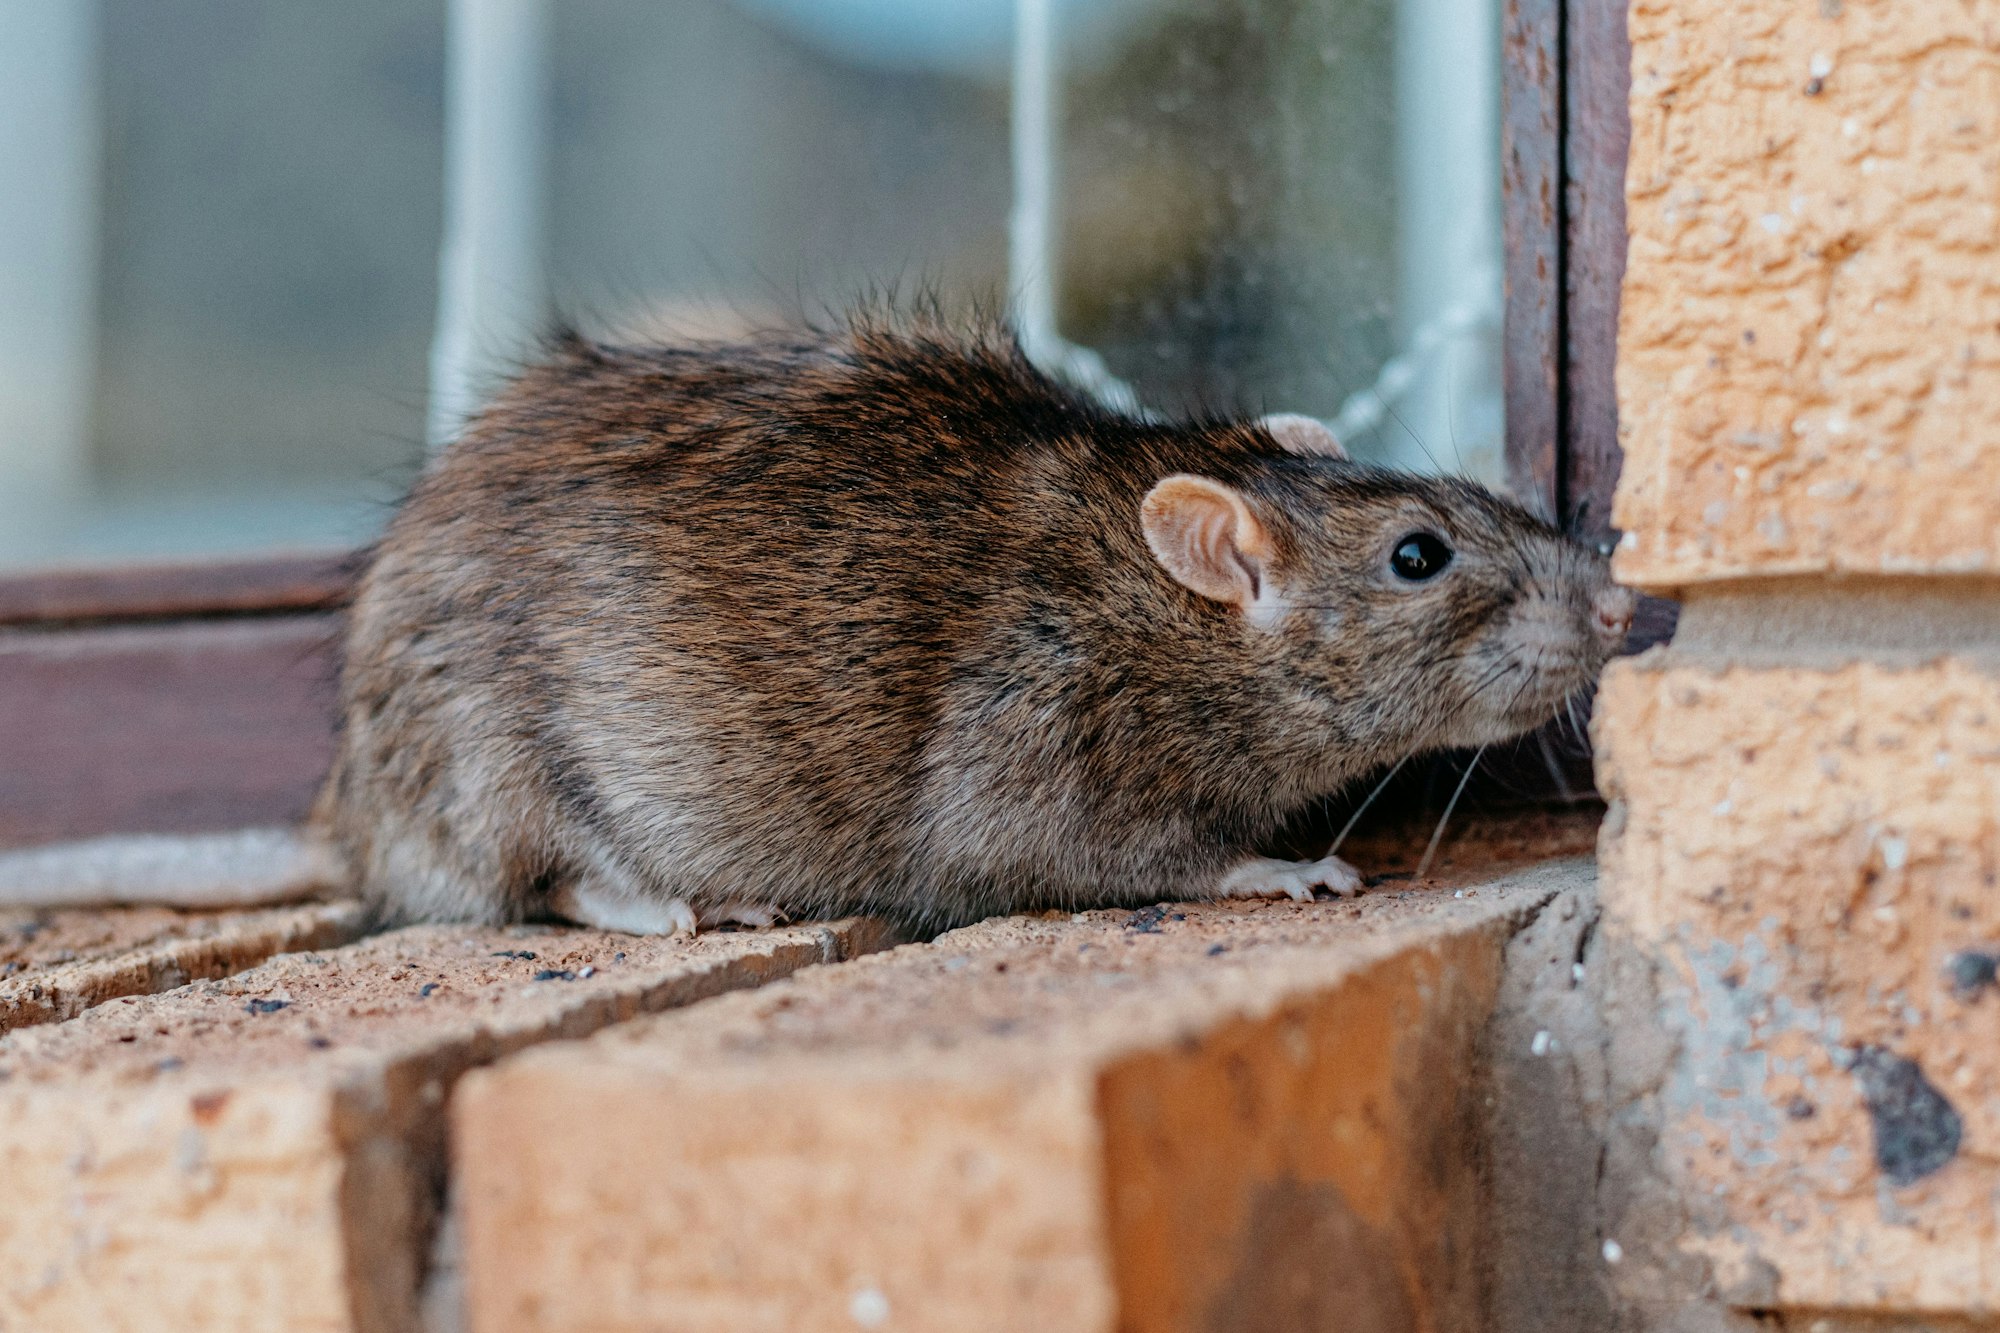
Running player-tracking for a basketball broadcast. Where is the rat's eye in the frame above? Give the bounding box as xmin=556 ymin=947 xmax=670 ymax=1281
xmin=1390 ymin=532 xmax=1453 ymax=581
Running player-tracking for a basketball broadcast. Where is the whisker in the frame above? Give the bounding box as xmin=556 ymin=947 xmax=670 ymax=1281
xmin=1534 ymin=727 xmax=1577 ymax=802
xmin=1380 ymin=395 xmax=1446 ymax=476
xmin=1328 ymin=756 xmax=1409 ymax=857
xmin=1416 ymin=744 xmax=1486 ymax=880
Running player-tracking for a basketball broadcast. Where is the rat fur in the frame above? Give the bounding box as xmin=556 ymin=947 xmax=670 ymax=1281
xmin=0 ymin=313 xmax=1632 ymax=935
xmin=312 ymin=313 xmax=1631 ymax=935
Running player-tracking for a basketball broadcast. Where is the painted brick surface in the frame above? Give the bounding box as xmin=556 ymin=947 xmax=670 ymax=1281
xmin=454 ymin=864 xmax=1583 ymax=1333
xmin=1595 ymin=652 xmax=2000 ymax=1312
xmin=0 ymin=918 xmax=891 ymax=1333
xmin=1615 ymin=0 xmax=2000 ymax=589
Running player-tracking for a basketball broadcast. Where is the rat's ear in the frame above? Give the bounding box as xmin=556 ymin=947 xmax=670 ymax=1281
xmin=1140 ymin=474 xmax=1275 ymax=613
xmin=1260 ymin=413 xmax=1346 ymax=460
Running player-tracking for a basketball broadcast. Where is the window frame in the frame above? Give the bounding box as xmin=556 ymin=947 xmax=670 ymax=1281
xmin=0 ymin=0 xmax=1641 ymax=848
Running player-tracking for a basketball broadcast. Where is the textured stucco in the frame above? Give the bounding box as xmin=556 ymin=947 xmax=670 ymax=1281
xmin=1614 ymin=0 xmax=2000 ymax=590
xmin=1595 ymin=652 xmax=2000 ymax=1312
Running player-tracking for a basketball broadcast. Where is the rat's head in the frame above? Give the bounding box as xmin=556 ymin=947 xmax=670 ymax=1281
xmin=1139 ymin=416 xmax=1635 ymax=763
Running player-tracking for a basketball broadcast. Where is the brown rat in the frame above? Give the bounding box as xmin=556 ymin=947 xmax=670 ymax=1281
xmin=0 ymin=313 xmax=1633 ymax=934
xmin=312 ymin=313 xmax=1632 ymax=935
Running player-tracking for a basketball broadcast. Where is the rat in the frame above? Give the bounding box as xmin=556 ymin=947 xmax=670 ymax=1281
xmin=0 ymin=314 xmax=1633 ymax=937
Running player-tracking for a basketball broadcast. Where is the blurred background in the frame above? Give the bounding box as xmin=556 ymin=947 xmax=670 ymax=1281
xmin=0 ymin=0 xmax=1502 ymax=573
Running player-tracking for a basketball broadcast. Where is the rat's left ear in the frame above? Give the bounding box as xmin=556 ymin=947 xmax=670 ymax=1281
xmin=1140 ymin=474 xmax=1279 ymax=622
xmin=1260 ymin=413 xmax=1346 ymax=460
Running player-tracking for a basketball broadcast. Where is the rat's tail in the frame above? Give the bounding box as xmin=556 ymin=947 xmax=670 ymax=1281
xmin=0 ymin=828 xmax=345 ymax=911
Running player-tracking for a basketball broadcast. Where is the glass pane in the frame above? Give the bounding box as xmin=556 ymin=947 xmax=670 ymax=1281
xmin=545 ymin=0 xmax=1010 ymax=337
xmin=0 ymin=0 xmax=446 ymax=572
xmin=1053 ymin=0 xmax=1504 ymax=479
xmin=0 ymin=0 xmax=1504 ymax=575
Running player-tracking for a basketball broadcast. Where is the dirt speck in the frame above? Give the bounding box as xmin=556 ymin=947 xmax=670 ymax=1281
xmin=1849 ymin=1046 xmax=1962 ymax=1186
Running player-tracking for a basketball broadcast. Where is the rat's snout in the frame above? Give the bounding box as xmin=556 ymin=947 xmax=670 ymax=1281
xmin=1592 ymin=584 xmax=1637 ymax=648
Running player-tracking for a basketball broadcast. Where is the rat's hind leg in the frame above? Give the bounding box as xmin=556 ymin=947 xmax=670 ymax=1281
xmin=1215 ymin=853 xmax=1364 ymax=903
xmin=547 ymin=852 xmax=698 ymax=936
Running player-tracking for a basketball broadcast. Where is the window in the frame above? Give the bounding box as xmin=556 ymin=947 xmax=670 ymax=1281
xmin=0 ymin=0 xmax=1631 ymax=846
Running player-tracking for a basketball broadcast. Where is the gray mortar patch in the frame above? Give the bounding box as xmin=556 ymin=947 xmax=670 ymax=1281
xmin=1847 ymin=1046 xmax=1963 ymax=1186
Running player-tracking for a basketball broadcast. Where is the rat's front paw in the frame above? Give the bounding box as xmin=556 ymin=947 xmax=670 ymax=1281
xmin=1216 ymin=854 xmax=1365 ymax=903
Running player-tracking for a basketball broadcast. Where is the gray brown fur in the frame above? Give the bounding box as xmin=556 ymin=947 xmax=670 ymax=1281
xmin=314 ymin=314 xmax=1624 ymax=934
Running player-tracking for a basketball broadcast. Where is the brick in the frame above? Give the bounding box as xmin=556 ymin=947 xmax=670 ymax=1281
xmin=0 ymin=917 xmax=893 ymax=1333
xmin=454 ymin=862 xmax=1583 ymax=1333
xmin=0 ymin=901 xmax=368 ymax=1034
xmin=1595 ymin=652 xmax=2000 ymax=1312
xmin=1614 ymin=0 xmax=2000 ymax=588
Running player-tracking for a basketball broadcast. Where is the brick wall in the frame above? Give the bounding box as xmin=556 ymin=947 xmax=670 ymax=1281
xmin=0 ymin=855 xmax=1594 ymax=1332
xmin=1596 ymin=0 xmax=2000 ymax=1324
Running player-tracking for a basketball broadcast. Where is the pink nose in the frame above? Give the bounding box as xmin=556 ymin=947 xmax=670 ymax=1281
xmin=1593 ymin=585 xmax=1637 ymax=641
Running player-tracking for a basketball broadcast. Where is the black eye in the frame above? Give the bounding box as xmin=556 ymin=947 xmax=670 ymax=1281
xmin=1390 ymin=532 xmax=1453 ymax=581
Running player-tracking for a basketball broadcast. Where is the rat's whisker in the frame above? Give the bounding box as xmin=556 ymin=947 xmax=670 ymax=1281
xmin=1534 ymin=726 xmax=1576 ymax=802
xmin=1328 ymin=755 xmax=1409 ymax=857
xmin=1380 ymin=395 xmax=1445 ymax=476
xmin=1416 ymin=745 xmax=1486 ymax=880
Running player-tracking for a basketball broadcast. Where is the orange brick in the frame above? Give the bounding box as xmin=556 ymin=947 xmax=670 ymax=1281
xmin=1615 ymin=0 xmax=2000 ymax=588
xmin=454 ymin=864 xmax=1583 ymax=1333
xmin=0 ymin=917 xmax=892 ymax=1332
xmin=0 ymin=901 xmax=367 ymax=1034
xmin=1596 ymin=652 xmax=2000 ymax=1311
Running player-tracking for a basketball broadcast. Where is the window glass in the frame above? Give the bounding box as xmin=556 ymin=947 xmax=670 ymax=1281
xmin=0 ymin=1 xmax=445 ymax=571
xmin=0 ymin=0 xmax=1502 ymax=574
xmin=1054 ymin=0 xmax=1503 ymax=477
xmin=544 ymin=0 xmax=1010 ymax=340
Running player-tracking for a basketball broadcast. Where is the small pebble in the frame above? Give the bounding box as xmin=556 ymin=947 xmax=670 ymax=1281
xmin=244 ymin=999 xmax=290 ymax=1015
xmin=613 ymin=951 xmax=627 ymax=963
xmin=1530 ymin=1029 xmax=1554 ymax=1056
xmin=533 ymin=969 xmax=577 ymax=982
xmin=577 ymin=965 xmax=596 ymax=979
xmin=419 ymin=983 xmax=440 ymax=998
xmin=491 ymin=950 xmax=538 ymax=961
xmin=1602 ymin=1239 xmax=1624 ymax=1264
xmin=1207 ymin=944 xmax=1228 ymax=957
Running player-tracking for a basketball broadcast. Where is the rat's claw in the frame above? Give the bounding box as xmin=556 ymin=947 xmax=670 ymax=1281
xmin=1216 ymin=854 xmax=1365 ymax=903
xmin=1311 ymin=855 xmax=1365 ymax=899
xmin=701 ymin=901 xmax=785 ymax=930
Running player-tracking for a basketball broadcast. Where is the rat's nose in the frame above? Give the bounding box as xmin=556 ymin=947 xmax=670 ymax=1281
xmin=1593 ymin=584 xmax=1637 ymax=644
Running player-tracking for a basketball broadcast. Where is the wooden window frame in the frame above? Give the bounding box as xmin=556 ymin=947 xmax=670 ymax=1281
xmin=0 ymin=0 xmax=1644 ymax=848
